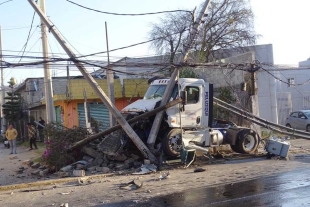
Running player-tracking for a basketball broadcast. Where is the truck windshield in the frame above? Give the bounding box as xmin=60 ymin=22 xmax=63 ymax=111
xmin=144 ymin=85 xmax=166 ymax=99
xmin=144 ymin=85 xmax=179 ymax=100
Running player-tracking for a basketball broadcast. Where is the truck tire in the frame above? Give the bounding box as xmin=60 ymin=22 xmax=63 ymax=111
xmin=237 ymin=130 xmax=259 ymax=154
xmin=230 ymin=143 xmax=241 ymax=153
xmin=162 ymin=129 xmax=182 ymax=158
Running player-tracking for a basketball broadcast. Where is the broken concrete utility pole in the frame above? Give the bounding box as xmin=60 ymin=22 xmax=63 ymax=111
xmin=147 ymin=0 xmax=212 ymax=149
xmin=27 ymin=0 xmax=157 ymax=162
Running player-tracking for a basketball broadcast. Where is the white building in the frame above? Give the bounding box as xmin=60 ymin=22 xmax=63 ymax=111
xmin=273 ymin=60 xmax=310 ymax=124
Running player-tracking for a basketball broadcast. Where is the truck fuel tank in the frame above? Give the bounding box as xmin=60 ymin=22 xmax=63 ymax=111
xmin=182 ymin=128 xmax=224 ymax=148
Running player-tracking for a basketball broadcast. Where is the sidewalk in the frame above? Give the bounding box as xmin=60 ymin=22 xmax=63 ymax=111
xmin=0 ymin=142 xmax=44 ymax=186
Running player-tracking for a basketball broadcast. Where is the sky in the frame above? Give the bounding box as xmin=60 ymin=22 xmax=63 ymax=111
xmin=0 ymin=0 xmax=310 ymax=85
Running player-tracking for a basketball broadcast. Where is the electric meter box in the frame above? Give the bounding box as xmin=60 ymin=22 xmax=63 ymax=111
xmin=266 ymin=138 xmax=290 ymax=157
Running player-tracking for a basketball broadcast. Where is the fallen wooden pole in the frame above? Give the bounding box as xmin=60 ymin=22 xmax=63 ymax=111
xmin=69 ymin=98 xmax=182 ymax=151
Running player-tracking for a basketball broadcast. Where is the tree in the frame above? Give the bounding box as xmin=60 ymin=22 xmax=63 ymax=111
xmin=179 ymin=67 xmax=198 ymax=78
xmin=213 ymin=87 xmax=236 ymax=120
xmin=149 ymin=0 xmax=258 ymax=64
xmin=196 ymin=0 xmax=257 ymax=62
xmin=149 ymin=11 xmax=193 ymax=68
xmin=2 ymin=77 xmax=22 ymax=124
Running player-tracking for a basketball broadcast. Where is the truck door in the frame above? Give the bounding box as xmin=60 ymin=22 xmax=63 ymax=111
xmin=181 ymin=85 xmax=203 ymax=128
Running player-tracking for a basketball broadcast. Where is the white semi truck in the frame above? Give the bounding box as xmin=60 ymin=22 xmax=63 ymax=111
xmin=121 ymin=78 xmax=260 ymax=158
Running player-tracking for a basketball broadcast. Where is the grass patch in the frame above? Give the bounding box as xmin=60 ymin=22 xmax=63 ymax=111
xmin=17 ymin=141 xmax=46 ymax=163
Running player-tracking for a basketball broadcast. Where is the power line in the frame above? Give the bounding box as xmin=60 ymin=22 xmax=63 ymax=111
xmin=1 ymin=26 xmax=31 ymax=31
xmin=76 ymin=28 xmax=190 ymax=59
xmin=66 ymin=0 xmax=191 ymax=16
xmin=18 ymin=12 xmax=36 ymax=63
xmin=260 ymin=67 xmax=310 ymax=86
xmin=0 ymin=0 xmax=12 ymax=6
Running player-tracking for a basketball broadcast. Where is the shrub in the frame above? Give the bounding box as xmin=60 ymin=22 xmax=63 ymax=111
xmin=41 ymin=123 xmax=88 ymax=171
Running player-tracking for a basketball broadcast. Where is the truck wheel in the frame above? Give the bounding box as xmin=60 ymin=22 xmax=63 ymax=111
xmin=230 ymin=143 xmax=241 ymax=153
xmin=162 ymin=129 xmax=182 ymax=158
xmin=238 ymin=131 xmax=259 ymax=154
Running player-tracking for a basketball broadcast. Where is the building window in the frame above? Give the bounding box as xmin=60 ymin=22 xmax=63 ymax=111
xmin=287 ymin=78 xmax=295 ymax=87
xmin=303 ymin=96 xmax=310 ymax=110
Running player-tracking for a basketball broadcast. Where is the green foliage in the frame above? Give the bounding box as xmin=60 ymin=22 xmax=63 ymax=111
xmin=213 ymin=87 xmax=236 ymax=120
xmin=41 ymin=123 xmax=88 ymax=171
xmin=2 ymin=90 xmax=22 ymax=124
xmin=179 ymin=68 xmax=198 ymax=78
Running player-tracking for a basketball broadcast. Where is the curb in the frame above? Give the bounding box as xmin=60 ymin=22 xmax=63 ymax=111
xmin=0 ymin=172 xmax=116 ymax=192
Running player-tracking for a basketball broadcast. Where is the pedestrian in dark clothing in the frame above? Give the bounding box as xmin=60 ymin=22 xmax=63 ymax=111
xmin=27 ymin=123 xmax=38 ymax=150
xmin=38 ymin=117 xmax=45 ymax=142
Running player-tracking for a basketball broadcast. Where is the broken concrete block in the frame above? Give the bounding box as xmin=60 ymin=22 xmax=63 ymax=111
xmin=130 ymin=154 xmax=140 ymax=160
xmin=22 ymin=160 xmax=33 ymax=166
xmin=96 ymin=158 xmax=104 ymax=166
xmin=31 ymin=162 xmax=41 ymax=169
xmin=112 ymin=154 xmax=128 ymax=161
xmin=115 ymin=163 xmax=130 ymax=171
xmin=39 ymin=169 xmax=49 ymax=177
xmin=73 ymin=170 xmax=85 ymax=177
xmin=133 ymin=161 xmax=143 ymax=168
xmin=96 ymin=167 xmax=104 ymax=172
xmin=82 ymin=147 xmax=103 ymax=159
xmin=87 ymin=166 xmax=96 ymax=172
xmin=82 ymin=155 xmax=94 ymax=163
xmin=38 ymin=165 xmax=46 ymax=170
xmin=102 ymin=167 xmax=110 ymax=173
xmin=97 ymin=132 xmax=122 ymax=155
xmin=60 ymin=165 xmax=73 ymax=172
xmin=108 ymin=163 xmax=115 ymax=169
xmin=144 ymin=159 xmax=151 ymax=165
xmin=124 ymin=158 xmax=135 ymax=167
xmin=31 ymin=169 xmax=41 ymax=176
xmin=75 ymin=164 xmax=86 ymax=170
xmin=100 ymin=162 xmax=108 ymax=167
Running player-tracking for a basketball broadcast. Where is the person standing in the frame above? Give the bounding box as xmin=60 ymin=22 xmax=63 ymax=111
xmin=27 ymin=123 xmax=38 ymax=150
xmin=38 ymin=117 xmax=45 ymax=142
xmin=5 ymin=125 xmax=18 ymax=154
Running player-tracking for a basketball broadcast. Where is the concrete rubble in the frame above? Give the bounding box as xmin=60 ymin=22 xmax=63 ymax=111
xmin=52 ymin=134 xmax=147 ymax=178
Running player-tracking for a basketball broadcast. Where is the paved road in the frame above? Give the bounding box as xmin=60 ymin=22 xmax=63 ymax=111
xmin=107 ymin=167 xmax=310 ymax=207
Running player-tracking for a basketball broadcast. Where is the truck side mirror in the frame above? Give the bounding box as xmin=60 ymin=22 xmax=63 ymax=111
xmin=180 ymin=91 xmax=187 ymax=105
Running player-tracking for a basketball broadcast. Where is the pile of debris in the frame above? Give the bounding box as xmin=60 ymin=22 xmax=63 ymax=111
xmin=17 ymin=160 xmax=49 ymax=178
xmin=57 ymin=146 xmax=146 ymax=177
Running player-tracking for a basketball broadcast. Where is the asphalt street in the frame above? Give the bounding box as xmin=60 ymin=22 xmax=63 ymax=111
xmin=107 ymin=167 xmax=310 ymax=207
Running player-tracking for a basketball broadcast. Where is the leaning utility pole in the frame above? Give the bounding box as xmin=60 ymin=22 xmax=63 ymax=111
xmin=249 ymin=63 xmax=261 ymax=135
xmin=147 ymin=0 xmax=212 ymax=149
xmin=27 ymin=0 xmax=156 ymax=162
xmin=0 ymin=26 xmax=5 ymax=131
xmin=39 ymin=0 xmax=55 ymax=123
xmin=105 ymin=22 xmax=115 ymax=127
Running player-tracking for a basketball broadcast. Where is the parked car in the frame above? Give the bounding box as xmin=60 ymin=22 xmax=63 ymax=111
xmin=285 ymin=110 xmax=310 ymax=131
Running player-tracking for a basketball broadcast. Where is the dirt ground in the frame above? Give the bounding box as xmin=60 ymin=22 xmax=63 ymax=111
xmin=0 ymin=138 xmax=310 ymax=206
